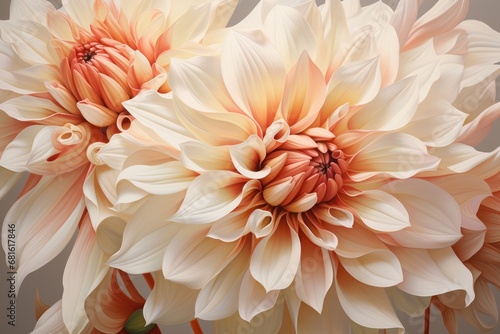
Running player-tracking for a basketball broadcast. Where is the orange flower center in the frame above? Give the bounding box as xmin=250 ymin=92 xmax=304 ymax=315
xmin=262 ymin=136 xmax=347 ymax=213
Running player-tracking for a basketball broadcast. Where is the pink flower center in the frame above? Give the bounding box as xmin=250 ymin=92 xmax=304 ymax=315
xmin=262 ymin=136 xmax=348 ymax=213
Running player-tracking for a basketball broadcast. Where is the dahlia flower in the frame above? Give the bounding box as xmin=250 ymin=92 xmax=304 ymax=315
xmin=0 ymin=0 xmax=236 ymax=292
xmin=84 ymin=0 xmax=500 ymax=332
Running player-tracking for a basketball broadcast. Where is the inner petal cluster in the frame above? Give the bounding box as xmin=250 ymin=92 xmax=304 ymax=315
xmin=261 ymin=133 xmax=348 ymax=213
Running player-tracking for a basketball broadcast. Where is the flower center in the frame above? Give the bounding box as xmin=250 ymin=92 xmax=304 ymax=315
xmin=262 ymin=136 xmax=347 ymax=213
xmin=76 ymin=42 xmax=102 ymax=64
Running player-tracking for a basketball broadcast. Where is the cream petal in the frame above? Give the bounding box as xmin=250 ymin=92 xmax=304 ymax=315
xmin=2 ymin=167 xmax=86 ymax=291
xmin=263 ymin=5 xmax=317 ymax=70
xmin=250 ymin=222 xmax=300 ymax=292
xmin=0 ymin=64 xmax=60 ymax=95
xmin=117 ymin=161 xmax=197 ymax=195
xmin=0 ymin=20 xmax=54 ymax=65
xmin=229 ymin=135 xmax=270 ymax=179
xmin=62 ymin=215 xmax=108 ymax=333
xmin=180 ymin=141 xmax=233 ymax=173
xmin=175 ymin=97 xmax=259 ymax=146
xmin=0 ymin=168 xmax=22 ymax=200
xmin=163 ymin=229 xmax=242 ymax=289
xmin=168 ymin=2 xmax=214 ymax=48
xmin=458 ymin=102 xmax=500 ymax=146
xmin=336 ymin=266 xmax=404 ymax=332
xmin=349 ymin=132 xmax=440 ymax=181
xmin=62 ymin=0 xmax=94 ymax=29
xmin=348 ymin=77 xmax=418 ymax=131
xmin=238 ymin=269 xmax=280 ymax=322
xmin=396 ymin=40 xmax=440 ymax=102
xmin=386 ymin=288 xmax=430 ymax=317
xmin=404 ymin=0 xmax=469 ymax=50
xmin=123 ymin=91 xmax=194 ymax=149
xmin=298 ymin=214 xmax=339 ymax=250
xmin=393 ymin=247 xmax=474 ymax=305
xmin=107 ymin=194 xmax=185 ymax=273
xmin=169 ymin=56 xmax=238 ymax=113
xmin=280 ymin=52 xmax=326 ymax=134
xmin=77 ymin=99 xmax=118 ymax=128
xmin=323 ymin=57 xmax=381 ymax=112
xmin=459 ymin=278 xmax=498 ymax=331
xmin=215 ymin=306 xmax=284 ymax=334
xmin=381 ymin=179 xmax=462 ymax=249
xmin=0 ymin=95 xmax=79 ymax=125
xmin=404 ymin=96 xmax=467 ymax=147
xmin=294 ymin=236 xmax=333 ymax=313
xmin=333 ymin=224 xmax=391 ymax=259
xmin=9 ymin=0 xmax=55 ymax=23
xmin=31 ymin=300 xmax=68 ymax=334
xmin=320 ymin=0 xmax=349 ymax=74
xmin=342 ymin=190 xmax=410 ymax=232
xmin=313 ymin=204 xmax=354 ymax=228
xmin=172 ymin=172 xmax=256 ymax=224
xmin=221 ymin=30 xmax=286 ymax=130
xmin=390 ymin=0 xmax=419 ymax=48
xmin=143 ymin=272 xmax=198 ymax=325
xmin=195 ymin=241 xmax=251 ymax=320
xmin=296 ymin=284 xmax=351 ymax=334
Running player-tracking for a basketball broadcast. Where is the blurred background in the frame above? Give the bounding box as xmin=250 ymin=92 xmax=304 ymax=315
xmin=0 ymin=0 xmax=499 ymax=333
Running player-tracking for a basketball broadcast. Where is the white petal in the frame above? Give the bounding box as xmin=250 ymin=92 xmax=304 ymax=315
xmin=294 ymin=236 xmax=333 ymax=313
xmin=221 ymin=30 xmax=286 ymax=130
xmin=324 ymin=57 xmax=381 ymax=111
xmin=9 ymin=0 xmax=55 ymax=23
xmin=349 ymin=132 xmax=440 ymax=181
xmin=172 ymin=172 xmax=256 ymax=224
xmin=348 ymin=77 xmax=419 ymax=131
xmin=143 ymin=272 xmax=198 ymax=325
xmin=163 ymin=229 xmax=242 ymax=289
xmin=169 ymin=56 xmax=238 ymax=113
xmin=342 ymin=190 xmax=410 ymax=232
xmin=31 ymin=300 xmax=68 ymax=334
xmin=117 ymin=161 xmax=197 ymax=195
xmin=336 ymin=266 xmax=404 ymax=332
xmin=263 ymin=5 xmax=317 ymax=69
xmin=382 ymin=179 xmax=462 ymax=249
xmin=1 ymin=167 xmax=87 ymax=291
xmin=195 ymin=241 xmax=251 ymax=320
xmin=108 ymin=194 xmax=185 ymax=273
xmin=238 ymin=269 xmax=280 ymax=322
xmin=250 ymin=222 xmax=301 ymax=292
xmin=393 ymin=247 xmax=475 ymax=305
xmin=62 ymin=215 xmax=108 ymax=333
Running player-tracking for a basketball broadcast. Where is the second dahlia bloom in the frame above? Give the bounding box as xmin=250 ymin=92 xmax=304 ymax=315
xmin=0 ymin=0 xmax=237 ymax=291
xmin=92 ymin=0 xmax=500 ymax=332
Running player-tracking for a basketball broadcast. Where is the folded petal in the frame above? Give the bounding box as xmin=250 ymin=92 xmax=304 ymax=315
xmin=238 ymin=269 xmax=280 ymax=322
xmin=143 ymin=272 xmax=198 ymax=325
xmin=393 ymin=247 xmax=475 ymax=306
xmin=62 ymin=214 xmax=108 ymax=333
xmin=250 ymin=222 xmax=301 ymax=292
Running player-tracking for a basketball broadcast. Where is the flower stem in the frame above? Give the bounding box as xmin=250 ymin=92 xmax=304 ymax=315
xmin=190 ymin=319 xmax=203 ymax=334
xmin=424 ymin=306 xmax=430 ymax=334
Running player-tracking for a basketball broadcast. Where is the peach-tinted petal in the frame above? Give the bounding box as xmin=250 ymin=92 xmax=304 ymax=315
xmin=143 ymin=272 xmax=198 ymax=325
xmin=250 ymin=222 xmax=301 ymax=292
xmin=221 ymin=30 xmax=286 ymax=130
xmin=62 ymin=214 xmax=108 ymax=333
xmin=390 ymin=0 xmax=419 ymax=48
xmin=280 ymin=52 xmax=326 ymax=134
xmin=0 ymin=167 xmax=22 ymax=200
xmin=404 ymin=0 xmax=469 ymax=50
xmin=1 ymin=166 xmax=86 ymax=291
xmin=321 ymin=0 xmax=349 ymax=75
xmin=229 ymin=135 xmax=270 ymax=179
xmin=458 ymin=102 xmax=500 ymax=146
xmin=180 ymin=141 xmax=233 ymax=173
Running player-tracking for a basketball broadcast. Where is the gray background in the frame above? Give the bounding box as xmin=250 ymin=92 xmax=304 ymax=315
xmin=0 ymin=0 xmax=500 ymax=333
